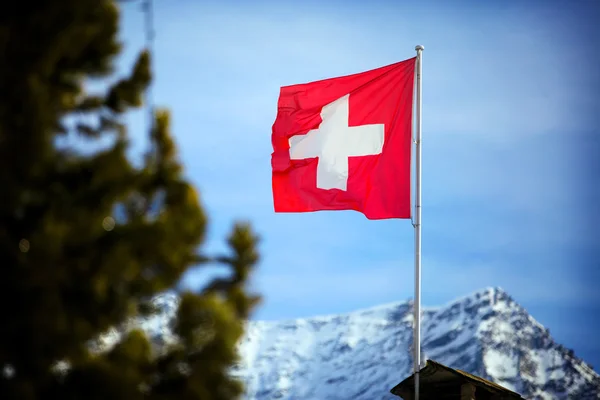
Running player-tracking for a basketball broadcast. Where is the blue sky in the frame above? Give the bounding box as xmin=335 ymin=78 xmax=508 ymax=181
xmin=115 ymin=0 xmax=600 ymax=370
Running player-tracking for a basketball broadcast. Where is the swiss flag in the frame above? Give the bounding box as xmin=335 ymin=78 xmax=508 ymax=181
xmin=271 ymin=57 xmax=416 ymax=220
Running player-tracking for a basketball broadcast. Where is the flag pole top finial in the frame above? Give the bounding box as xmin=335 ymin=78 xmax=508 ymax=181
xmin=415 ymin=45 xmax=424 ymax=52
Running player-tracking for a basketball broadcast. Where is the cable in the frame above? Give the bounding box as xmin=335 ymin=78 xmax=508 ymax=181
xmin=142 ymin=0 xmax=155 ymax=136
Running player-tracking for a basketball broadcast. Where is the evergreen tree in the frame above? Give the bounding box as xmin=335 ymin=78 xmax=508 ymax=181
xmin=0 ymin=1 xmax=260 ymax=399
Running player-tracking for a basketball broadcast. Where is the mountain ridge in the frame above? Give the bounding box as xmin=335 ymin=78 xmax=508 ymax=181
xmin=97 ymin=286 xmax=600 ymax=399
xmin=235 ymin=286 xmax=600 ymax=399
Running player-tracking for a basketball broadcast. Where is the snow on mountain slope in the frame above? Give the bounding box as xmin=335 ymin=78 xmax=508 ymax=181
xmin=102 ymin=287 xmax=600 ymax=400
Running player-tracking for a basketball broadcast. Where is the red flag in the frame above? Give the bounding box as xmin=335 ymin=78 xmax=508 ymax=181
xmin=271 ymin=57 xmax=416 ymax=220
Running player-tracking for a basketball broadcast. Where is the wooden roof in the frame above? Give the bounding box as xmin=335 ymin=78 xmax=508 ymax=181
xmin=390 ymin=359 xmax=526 ymax=399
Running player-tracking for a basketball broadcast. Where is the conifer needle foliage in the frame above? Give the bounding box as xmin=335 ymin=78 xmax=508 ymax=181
xmin=0 ymin=2 xmax=260 ymax=399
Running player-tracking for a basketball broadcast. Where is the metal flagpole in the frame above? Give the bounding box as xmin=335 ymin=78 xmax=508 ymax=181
xmin=413 ymin=44 xmax=424 ymax=400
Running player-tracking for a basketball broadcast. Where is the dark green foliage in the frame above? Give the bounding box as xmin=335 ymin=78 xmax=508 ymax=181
xmin=0 ymin=1 xmax=260 ymax=398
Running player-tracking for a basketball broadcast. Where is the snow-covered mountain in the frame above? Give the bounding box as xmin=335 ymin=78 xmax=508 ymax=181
xmin=100 ymin=287 xmax=600 ymax=400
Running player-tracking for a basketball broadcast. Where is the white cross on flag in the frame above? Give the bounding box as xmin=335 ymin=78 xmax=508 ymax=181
xmin=271 ymin=57 xmax=416 ymax=219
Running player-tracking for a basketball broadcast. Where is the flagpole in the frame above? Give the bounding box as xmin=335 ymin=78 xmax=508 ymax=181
xmin=413 ymin=44 xmax=424 ymax=400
